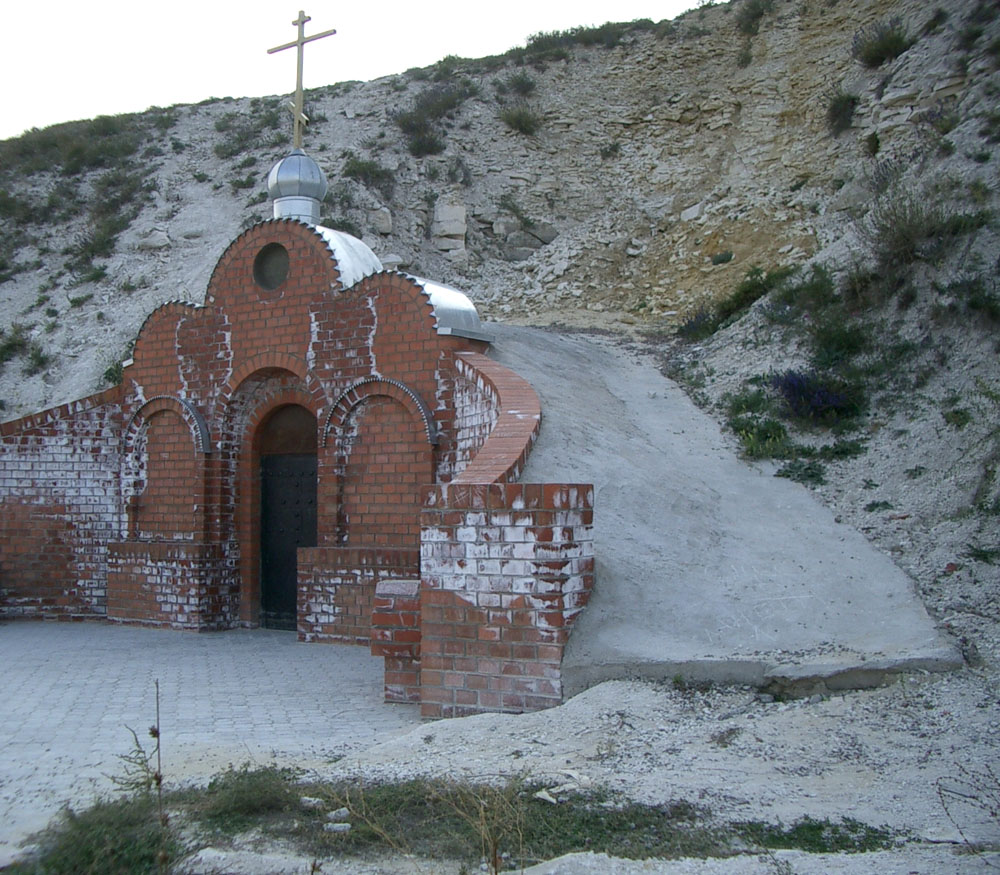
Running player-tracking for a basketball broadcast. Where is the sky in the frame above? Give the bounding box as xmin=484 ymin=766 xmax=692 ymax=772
xmin=0 ymin=0 xmax=699 ymax=142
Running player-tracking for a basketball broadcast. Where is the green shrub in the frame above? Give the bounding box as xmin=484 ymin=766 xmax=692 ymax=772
xmin=525 ymin=21 xmax=631 ymax=57
xmin=861 ymin=190 xmax=991 ymax=275
xmin=717 ymin=265 xmax=794 ymax=324
xmin=0 ymin=114 xmax=144 ymax=176
xmin=771 ymin=264 xmax=837 ymax=314
xmin=729 ymin=415 xmax=792 ymax=459
xmin=406 ymin=132 xmax=446 ymax=157
xmin=771 ymin=370 xmax=866 ymax=425
xmin=342 ymin=154 xmax=395 ymax=199
xmin=851 ymin=18 xmax=912 ymax=68
xmin=600 ymin=141 xmax=622 ymax=159
xmin=196 ymin=764 xmax=300 ymax=832
xmin=433 ymin=54 xmax=462 ymax=81
xmin=810 ymin=320 xmax=870 ymax=370
xmin=23 ymin=342 xmax=50 ymax=376
xmin=103 ymin=361 xmax=124 ymax=386
xmin=676 ymin=307 xmax=716 ymax=341
xmin=229 ymin=174 xmax=255 ymax=192
xmin=9 ymin=796 xmax=176 ymax=875
xmin=395 ymin=83 xmax=477 ymax=156
xmin=324 ymin=216 xmax=363 ymax=238
xmin=776 ymin=459 xmax=827 ymax=485
xmin=504 ymin=72 xmax=536 ymax=96
xmin=735 ymin=0 xmax=774 ymax=36
xmin=827 ymin=88 xmax=859 ymax=135
xmin=0 ymin=324 xmax=29 ymax=365
xmin=500 ymin=103 xmax=542 ymax=135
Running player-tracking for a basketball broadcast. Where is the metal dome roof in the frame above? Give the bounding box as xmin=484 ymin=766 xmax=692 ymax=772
xmin=409 ymin=276 xmax=494 ymax=342
xmin=315 ymin=226 xmax=383 ymax=289
xmin=267 ymin=149 xmax=329 ymax=201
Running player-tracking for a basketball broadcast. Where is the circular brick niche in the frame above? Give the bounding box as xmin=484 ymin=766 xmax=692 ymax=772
xmin=253 ymin=243 xmax=290 ymax=296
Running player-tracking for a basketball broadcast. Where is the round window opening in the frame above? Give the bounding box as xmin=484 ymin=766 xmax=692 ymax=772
xmin=253 ymin=243 xmax=290 ymax=291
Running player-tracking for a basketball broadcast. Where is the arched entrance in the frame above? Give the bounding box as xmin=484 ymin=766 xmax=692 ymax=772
xmin=258 ymin=404 xmax=317 ymax=629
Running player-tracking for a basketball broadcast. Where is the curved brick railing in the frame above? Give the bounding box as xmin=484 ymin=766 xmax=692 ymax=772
xmin=451 ymin=352 xmax=541 ymax=485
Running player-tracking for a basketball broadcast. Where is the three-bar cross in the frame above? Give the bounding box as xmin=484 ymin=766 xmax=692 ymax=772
xmin=267 ymin=10 xmax=337 ymax=149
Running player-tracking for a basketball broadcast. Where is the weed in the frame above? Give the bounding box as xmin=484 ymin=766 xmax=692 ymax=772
xmin=0 ymin=324 xmax=29 ymax=365
xmin=865 ymin=131 xmax=880 ymax=156
xmin=395 ymin=82 xmax=477 ymax=156
xmin=943 ymin=408 xmax=972 ymax=429
xmin=710 ymin=727 xmax=741 ymax=748
xmin=196 ymin=764 xmax=300 ymax=832
xmin=192 ymin=170 xmax=209 ymax=183
xmin=500 ymin=102 xmax=543 ymax=135
xmin=962 ymin=277 xmax=1000 ymax=324
xmin=937 ymin=763 xmax=1000 ymax=858
xmin=68 ymin=293 xmax=94 ymax=307
xmin=964 ymin=544 xmax=999 ymax=564
xmin=503 ymin=71 xmax=536 ymax=96
xmin=776 ymin=459 xmax=827 ymax=485
xmin=771 ymin=264 xmax=837 ymax=313
xmin=860 ymin=190 xmax=991 ymax=277
xmin=0 ymin=114 xmax=145 ymax=176
xmin=923 ymin=105 xmax=959 ymax=136
xmin=736 ymin=41 xmax=753 ymax=68
xmin=816 ymin=438 xmax=867 ymax=459
xmin=771 ymin=370 xmax=866 ymax=426
xmin=229 ymin=173 xmax=255 ymax=192
xmin=852 ymin=17 xmax=912 ymax=68
xmin=323 ymin=217 xmax=362 ymax=238
xmin=735 ymin=0 xmax=774 ymax=36
xmin=905 ymin=465 xmax=927 ymax=478
xmin=8 ymin=796 xmax=176 ymax=875
xmin=865 ymin=500 xmax=894 ymax=512
xmin=104 ymin=360 xmax=124 ymax=386
xmin=600 ymin=141 xmax=622 ymax=159
xmin=498 ymin=193 xmax=535 ymax=230
xmin=827 ymin=88 xmax=859 ymax=135
xmin=716 ymin=265 xmax=793 ymax=325
xmin=978 ymin=111 xmax=1000 ymax=144
xmin=729 ymin=415 xmax=792 ymax=459
xmin=341 ymin=153 xmax=395 ymax=199
xmin=725 ymin=387 xmax=774 ymax=418
xmin=524 ymin=21 xmax=635 ymax=59
xmin=676 ymin=307 xmax=716 ymax=341
xmin=923 ymin=8 xmax=949 ymax=35
xmin=810 ymin=320 xmax=869 ymax=370
xmin=22 ymin=343 xmax=50 ymax=376
xmin=737 ymin=817 xmax=898 ymax=853
xmin=711 ymin=251 xmax=734 ymax=265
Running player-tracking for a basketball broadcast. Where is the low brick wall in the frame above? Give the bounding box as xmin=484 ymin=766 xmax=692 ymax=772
xmin=419 ymin=483 xmax=595 ymax=718
xmin=370 ymin=578 xmax=422 ymax=703
xmin=298 ymin=547 xmax=419 ymax=644
xmin=106 ymin=541 xmax=235 ymax=630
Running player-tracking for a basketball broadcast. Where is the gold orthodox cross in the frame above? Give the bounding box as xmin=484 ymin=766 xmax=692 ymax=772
xmin=267 ymin=10 xmax=337 ymax=149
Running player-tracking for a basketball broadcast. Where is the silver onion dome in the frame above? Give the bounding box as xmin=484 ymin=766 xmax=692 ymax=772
xmin=267 ymin=149 xmax=328 ymax=225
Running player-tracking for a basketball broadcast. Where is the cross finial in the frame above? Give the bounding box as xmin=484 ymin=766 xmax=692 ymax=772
xmin=267 ymin=10 xmax=337 ymax=149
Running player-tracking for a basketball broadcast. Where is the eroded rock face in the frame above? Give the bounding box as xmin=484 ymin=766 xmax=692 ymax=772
xmin=0 ymin=0 xmax=993 ymax=417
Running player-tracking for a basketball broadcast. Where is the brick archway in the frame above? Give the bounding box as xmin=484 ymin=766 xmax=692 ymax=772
xmin=229 ymin=375 xmax=320 ymax=626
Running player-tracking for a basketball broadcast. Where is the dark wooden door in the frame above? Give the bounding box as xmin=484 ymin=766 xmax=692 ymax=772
xmin=260 ymin=453 xmax=317 ymax=630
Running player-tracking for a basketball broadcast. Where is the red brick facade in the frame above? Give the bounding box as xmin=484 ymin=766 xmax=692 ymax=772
xmin=0 ymin=218 xmax=594 ymax=714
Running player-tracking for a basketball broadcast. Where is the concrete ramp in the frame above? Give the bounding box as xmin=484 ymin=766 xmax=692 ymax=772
xmin=488 ymin=326 xmax=961 ymax=696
